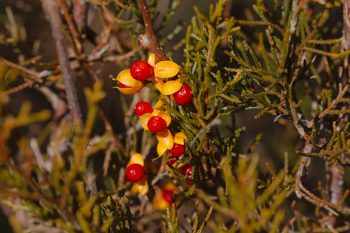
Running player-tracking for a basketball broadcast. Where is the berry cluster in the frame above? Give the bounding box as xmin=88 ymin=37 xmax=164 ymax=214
xmin=152 ymin=182 xmax=176 ymax=210
xmin=116 ymin=54 xmax=192 ymax=105
xmin=115 ymin=53 xmax=193 ymax=209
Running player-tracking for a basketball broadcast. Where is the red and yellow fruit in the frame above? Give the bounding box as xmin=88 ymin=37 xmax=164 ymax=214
xmin=125 ymin=163 xmax=145 ymax=183
xmin=116 ymin=69 xmax=144 ymax=95
xmin=135 ymin=101 xmax=153 ymax=116
xmin=130 ymin=60 xmax=154 ymax=81
xmin=173 ymin=83 xmax=192 ymax=105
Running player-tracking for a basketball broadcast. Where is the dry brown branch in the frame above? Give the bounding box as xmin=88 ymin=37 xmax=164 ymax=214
xmin=321 ymin=0 xmax=350 ymax=226
xmin=138 ymin=0 xmax=167 ymax=61
xmin=58 ymin=0 xmax=84 ymax=56
xmin=41 ymin=0 xmax=83 ymax=128
xmin=329 ymin=164 xmax=344 ymax=207
xmin=343 ymin=0 xmax=350 ymax=51
xmin=1 ymin=59 xmax=67 ymax=119
xmin=73 ymin=0 xmax=88 ymax=32
xmin=295 ymin=145 xmax=339 ymax=216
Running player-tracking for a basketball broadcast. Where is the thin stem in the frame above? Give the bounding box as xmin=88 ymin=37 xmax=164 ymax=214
xmin=319 ymin=85 xmax=349 ymax=118
xmin=73 ymin=0 xmax=88 ymax=32
xmin=58 ymin=0 xmax=83 ymax=56
xmin=138 ymin=0 xmax=167 ymax=61
xmin=41 ymin=0 xmax=83 ymax=128
xmin=322 ymin=0 xmax=350 ymax=226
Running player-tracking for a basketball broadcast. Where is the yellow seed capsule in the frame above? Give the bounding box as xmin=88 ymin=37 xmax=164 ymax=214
xmin=153 ymin=81 xmax=164 ymax=93
xmin=153 ymin=110 xmax=171 ymax=126
xmin=116 ymin=69 xmax=144 ymax=95
xmin=161 ymin=80 xmax=183 ymax=95
xmin=127 ymin=153 xmax=144 ymax=166
xmin=154 ymin=99 xmax=164 ymax=110
xmin=157 ymin=129 xmax=174 ymax=150
xmin=139 ymin=113 xmax=152 ymax=130
xmin=157 ymin=143 xmax=168 ymax=157
xmin=131 ymin=180 xmax=149 ymax=195
xmin=163 ymin=182 xmax=176 ymax=192
xmin=153 ymin=190 xmax=170 ymax=210
xmin=148 ymin=53 xmax=156 ymax=67
xmin=154 ymin=61 xmax=180 ymax=79
xmin=174 ymin=132 xmax=187 ymax=145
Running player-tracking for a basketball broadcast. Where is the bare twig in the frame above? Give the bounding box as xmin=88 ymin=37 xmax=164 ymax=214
xmin=1 ymin=59 xmax=67 ymax=119
xmin=38 ymin=86 xmax=67 ymax=120
xmin=343 ymin=0 xmax=350 ymax=51
xmin=58 ymin=0 xmax=83 ymax=56
xmin=138 ymin=0 xmax=167 ymax=61
xmin=2 ymin=80 xmax=35 ymax=96
xmin=41 ymin=0 xmax=83 ymax=128
xmin=329 ymin=164 xmax=344 ymax=207
xmin=295 ymin=146 xmax=339 ymax=216
xmin=103 ymin=46 xmax=142 ymax=62
xmin=321 ymin=0 xmax=350 ymax=226
xmin=73 ymin=0 xmax=88 ymax=32
xmin=103 ymin=140 xmax=115 ymax=176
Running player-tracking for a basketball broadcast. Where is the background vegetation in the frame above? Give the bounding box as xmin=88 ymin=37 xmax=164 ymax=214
xmin=0 ymin=0 xmax=350 ymax=232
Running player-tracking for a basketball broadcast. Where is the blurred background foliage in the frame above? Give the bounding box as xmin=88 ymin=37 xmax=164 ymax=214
xmin=0 ymin=0 xmax=350 ymax=232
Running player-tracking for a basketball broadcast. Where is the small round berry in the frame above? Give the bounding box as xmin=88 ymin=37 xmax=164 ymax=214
xmin=147 ymin=116 xmax=167 ymax=133
xmin=180 ymin=164 xmax=192 ymax=179
xmin=161 ymin=189 xmax=174 ymax=205
xmin=125 ymin=164 xmax=145 ymax=183
xmin=135 ymin=101 xmax=153 ymax=116
xmin=170 ymin=144 xmax=186 ymax=157
xmin=130 ymin=61 xmax=154 ymax=81
xmin=173 ymin=83 xmax=192 ymax=105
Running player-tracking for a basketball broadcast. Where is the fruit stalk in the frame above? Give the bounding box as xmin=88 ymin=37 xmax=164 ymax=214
xmin=138 ymin=0 xmax=167 ymax=61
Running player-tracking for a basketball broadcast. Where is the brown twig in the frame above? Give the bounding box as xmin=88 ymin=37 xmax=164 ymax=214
xmin=1 ymin=59 xmax=67 ymax=119
xmin=41 ymin=0 xmax=83 ymax=128
xmin=73 ymin=0 xmax=88 ymax=32
xmin=138 ymin=0 xmax=167 ymax=61
xmin=321 ymin=0 xmax=350 ymax=226
xmin=2 ymin=80 xmax=35 ymax=96
xmin=99 ymin=108 xmax=126 ymax=154
xmin=57 ymin=1 xmax=127 ymax=154
xmin=295 ymin=147 xmax=339 ymax=216
xmin=343 ymin=0 xmax=350 ymax=51
xmin=328 ymin=164 xmax=344 ymax=207
xmin=58 ymin=0 xmax=83 ymax=56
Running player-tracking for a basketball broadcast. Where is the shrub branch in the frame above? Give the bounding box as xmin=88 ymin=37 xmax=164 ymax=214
xmin=41 ymin=0 xmax=83 ymax=128
xmin=138 ymin=0 xmax=167 ymax=61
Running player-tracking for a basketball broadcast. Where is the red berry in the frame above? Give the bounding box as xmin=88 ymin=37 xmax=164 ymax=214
xmin=130 ymin=61 xmax=154 ymax=81
xmin=147 ymin=116 xmax=167 ymax=133
xmin=161 ymin=189 xmax=175 ymax=205
xmin=170 ymin=144 xmax=186 ymax=157
xmin=118 ymin=82 xmax=130 ymax=88
xmin=167 ymin=157 xmax=178 ymax=166
xmin=180 ymin=164 xmax=192 ymax=179
xmin=125 ymin=164 xmax=145 ymax=183
xmin=135 ymin=101 xmax=153 ymax=116
xmin=173 ymin=83 xmax=192 ymax=105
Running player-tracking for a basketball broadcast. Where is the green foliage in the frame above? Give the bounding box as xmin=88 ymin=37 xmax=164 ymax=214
xmin=0 ymin=0 xmax=350 ymax=232
xmin=198 ymin=156 xmax=293 ymax=233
